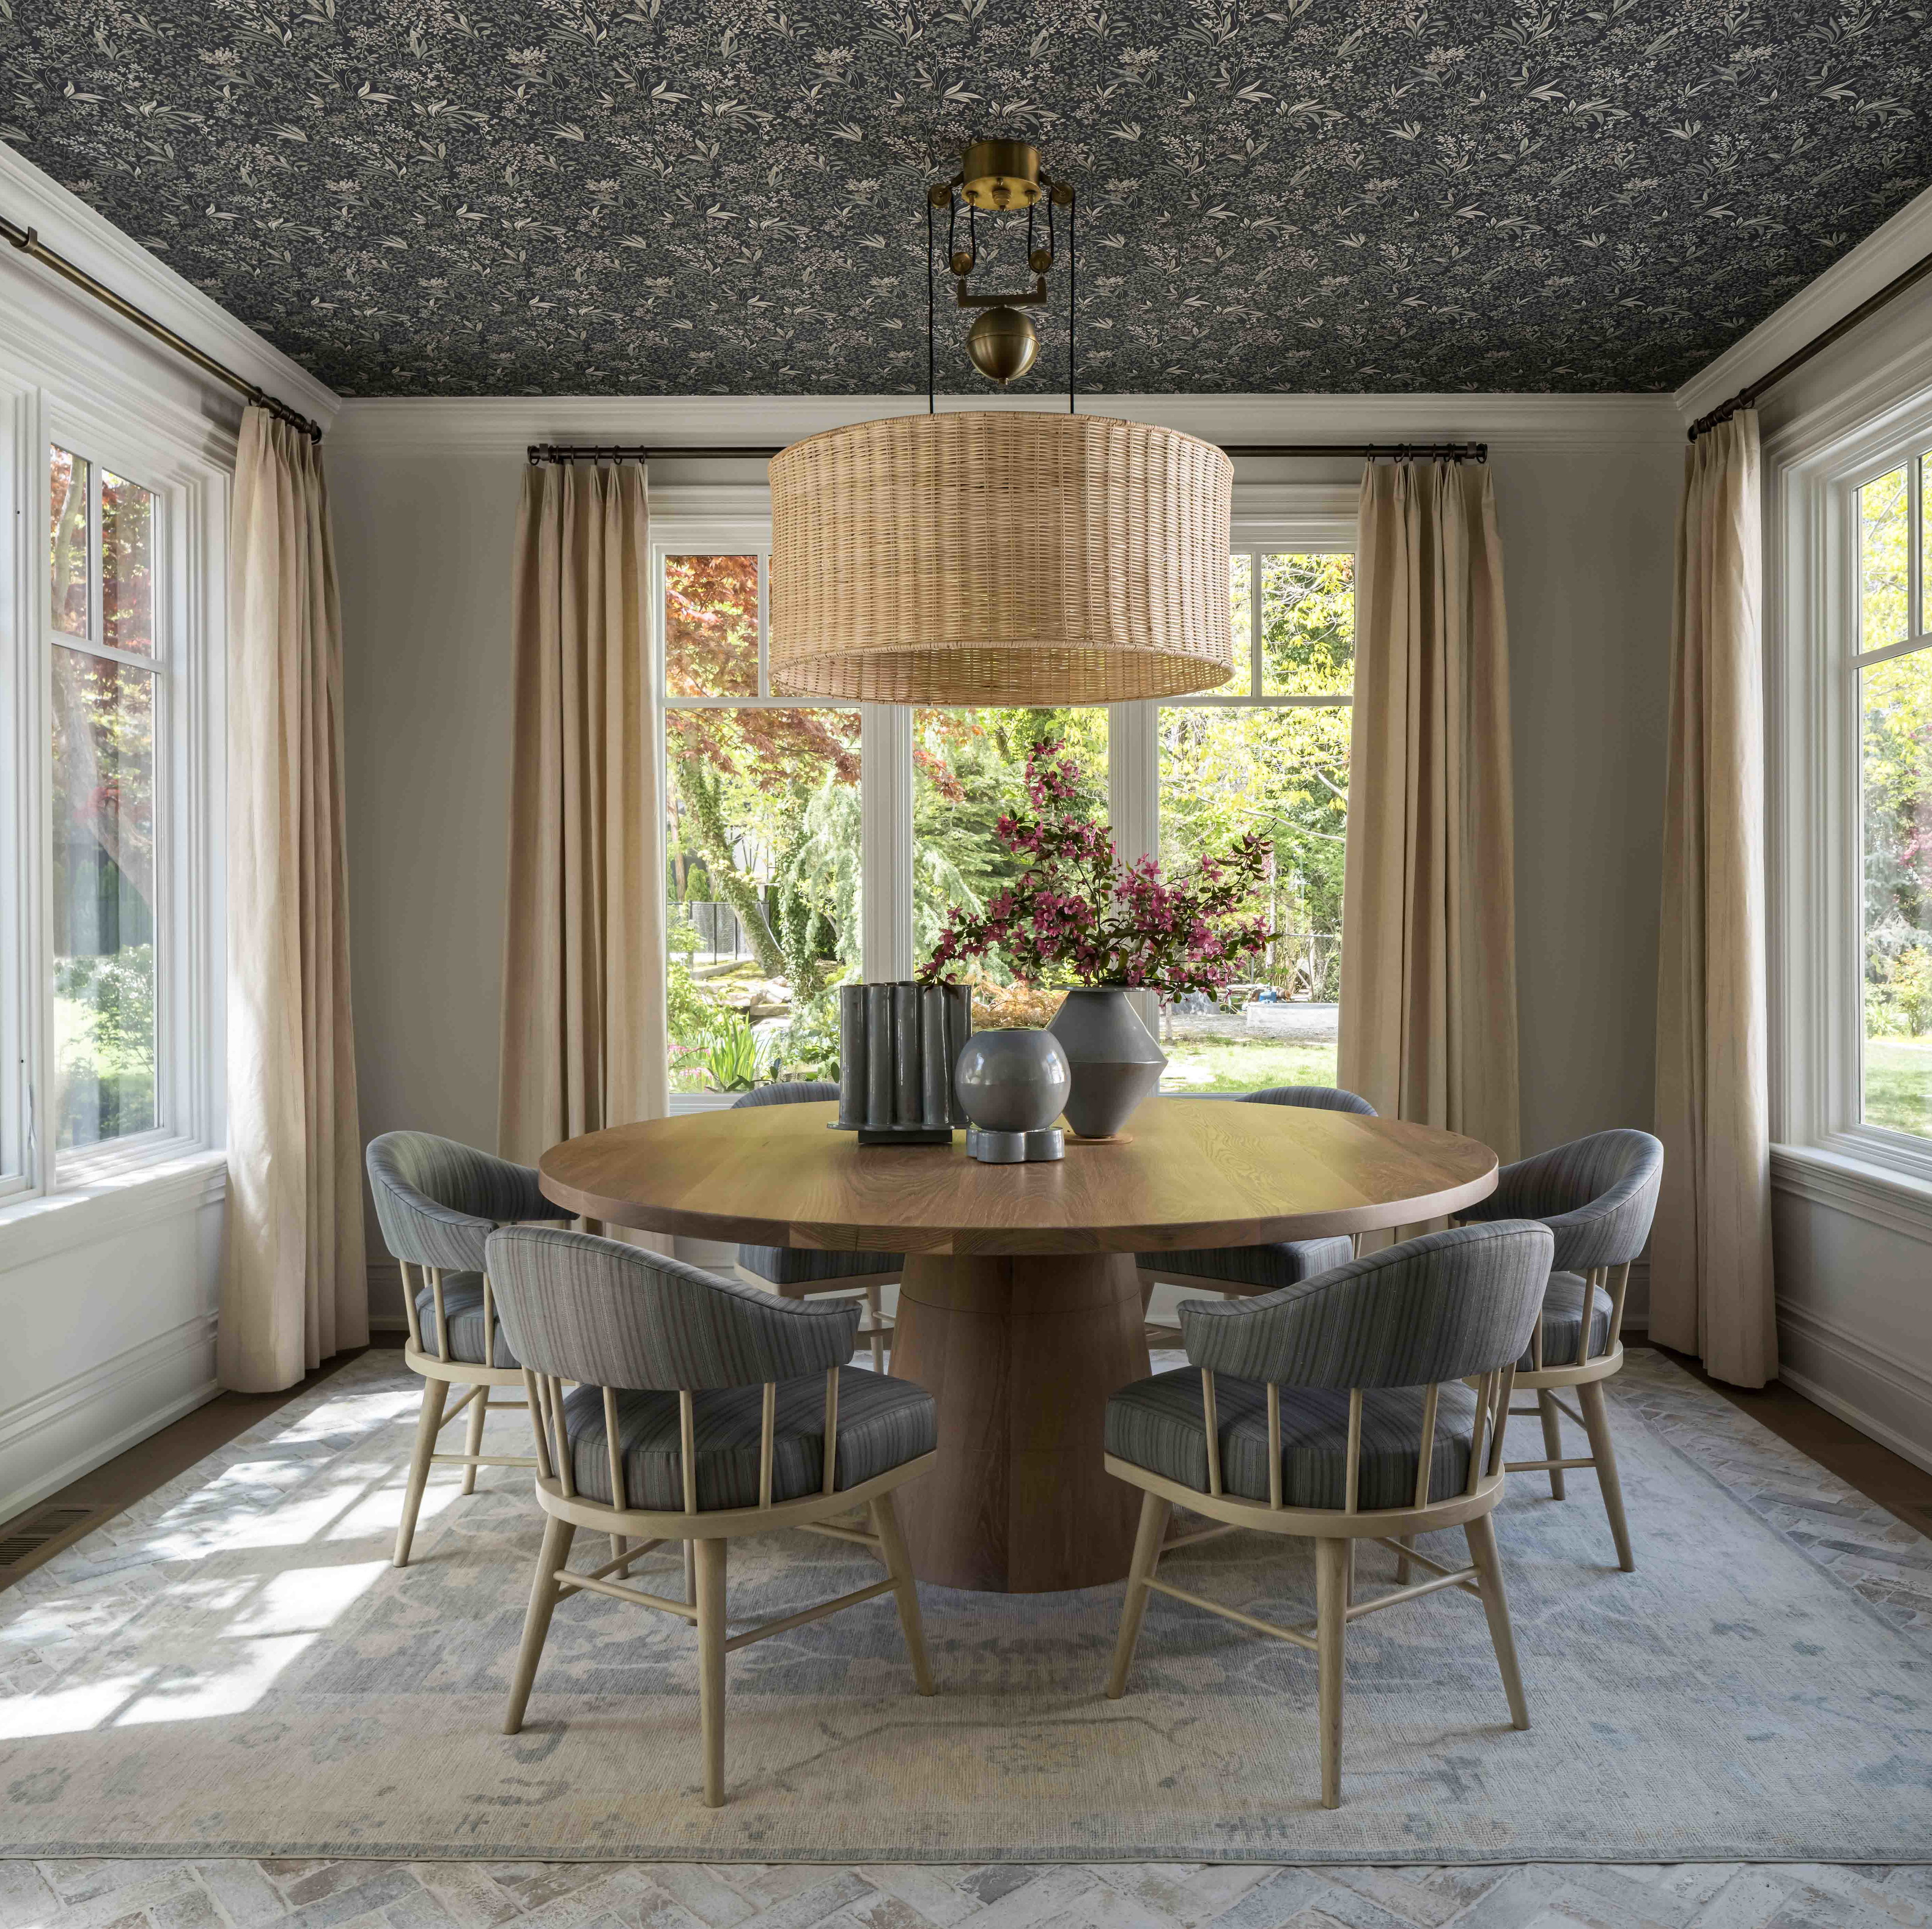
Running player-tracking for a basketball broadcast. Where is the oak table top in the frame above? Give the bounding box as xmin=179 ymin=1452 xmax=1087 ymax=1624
xmin=536 ymin=1096 xmax=1499 ymax=1253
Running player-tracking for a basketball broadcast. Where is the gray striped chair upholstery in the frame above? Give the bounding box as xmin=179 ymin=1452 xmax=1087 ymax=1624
xmin=1451 ymin=1129 xmax=1663 ymax=1571
xmin=366 ymin=1131 xmax=561 ymax=1565
xmin=1135 ymin=1086 xmax=1376 ymax=1308
xmin=732 ymin=1083 xmax=899 ymax=1370
xmin=485 ymin=1225 xmax=938 ymax=1809
xmin=1104 ymin=1222 xmax=1553 ymax=1810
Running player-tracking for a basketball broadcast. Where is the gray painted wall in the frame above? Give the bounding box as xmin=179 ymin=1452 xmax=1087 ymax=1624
xmin=330 ymin=406 xmax=1682 ymax=1328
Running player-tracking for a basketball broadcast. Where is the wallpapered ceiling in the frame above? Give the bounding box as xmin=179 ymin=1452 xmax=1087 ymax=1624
xmin=4 ymin=2 xmax=1929 ymax=398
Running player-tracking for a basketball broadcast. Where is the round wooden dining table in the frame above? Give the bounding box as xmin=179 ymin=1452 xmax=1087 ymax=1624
xmin=538 ymin=1096 xmax=1498 ymax=1595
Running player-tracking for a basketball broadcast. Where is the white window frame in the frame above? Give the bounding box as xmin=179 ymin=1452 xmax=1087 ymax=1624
xmin=0 ymin=377 xmax=224 ymax=1208
xmin=1770 ymin=377 xmax=1932 ymax=1206
xmin=650 ymin=484 xmax=1356 ymax=1110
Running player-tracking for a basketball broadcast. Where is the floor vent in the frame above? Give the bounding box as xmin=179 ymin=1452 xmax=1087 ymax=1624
xmin=0 ymin=1503 xmax=113 ymax=1580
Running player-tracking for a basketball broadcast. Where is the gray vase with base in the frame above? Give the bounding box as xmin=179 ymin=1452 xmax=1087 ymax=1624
xmin=953 ymin=1028 xmax=1071 ymax=1164
xmin=1048 ymin=986 xmax=1168 ymax=1139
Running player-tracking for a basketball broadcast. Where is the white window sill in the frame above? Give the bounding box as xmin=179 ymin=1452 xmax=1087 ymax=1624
xmin=1769 ymin=1142 xmax=1932 ymax=1248
xmin=0 ymin=1148 xmax=228 ymax=1276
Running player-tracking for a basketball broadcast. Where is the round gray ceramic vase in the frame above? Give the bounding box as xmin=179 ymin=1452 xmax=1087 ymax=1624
xmin=952 ymin=1028 xmax=1072 ymax=1133
xmin=1048 ymin=986 xmax=1168 ymax=1139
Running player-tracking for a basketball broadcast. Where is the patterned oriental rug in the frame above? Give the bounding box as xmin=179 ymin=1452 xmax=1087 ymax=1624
xmin=0 ymin=1348 xmax=1925 ymax=1864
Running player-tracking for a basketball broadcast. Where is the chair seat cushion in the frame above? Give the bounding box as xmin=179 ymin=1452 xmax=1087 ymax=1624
xmin=738 ymin=1245 xmax=901 ymax=1289
xmin=413 ymin=1275 xmax=519 ymax=1369
xmin=561 ymin=1367 xmax=936 ymax=1512
xmin=1134 ymin=1237 xmax=1355 ymax=1292
xmin=1105 ymin=1370 xmax=1478 ymax=1511
xmin=1524 ymin=1271 xmax=1614 ymax=1370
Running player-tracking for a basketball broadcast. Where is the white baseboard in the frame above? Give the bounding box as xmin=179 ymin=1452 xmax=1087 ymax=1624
xmin=0 ymin=1310 xmax=221 ymax=1523
xmin=1775 ymin=1301 xmax=1932 ymax=1477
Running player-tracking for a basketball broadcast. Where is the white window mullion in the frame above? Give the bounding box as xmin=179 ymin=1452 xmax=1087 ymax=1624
xmin=860 ymin=704 xmax=914 ymax=982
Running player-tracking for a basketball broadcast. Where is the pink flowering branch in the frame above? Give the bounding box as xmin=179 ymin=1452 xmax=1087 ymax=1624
xmin=918 ymin=739 xmax=1275 ymax=998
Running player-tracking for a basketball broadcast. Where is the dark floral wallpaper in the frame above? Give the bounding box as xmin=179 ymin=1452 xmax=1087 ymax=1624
xmin=4 ymin=1 xmax=1929 ymax=397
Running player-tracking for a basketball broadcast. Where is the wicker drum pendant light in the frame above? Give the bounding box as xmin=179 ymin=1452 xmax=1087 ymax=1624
xmin=768 ymin=412 xmax=1233 ymax=704
xmin=767 ymin=141 xmax=1234 ymax=706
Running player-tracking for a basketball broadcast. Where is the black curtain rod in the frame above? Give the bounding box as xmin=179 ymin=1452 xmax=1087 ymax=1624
xmin=1689 ymin=243 xmax=1932 ymax=441
xmin=527 ymin=438 xmax=1487 ymax=464
xmin=2 ymin=213 xmax=325 ymax=442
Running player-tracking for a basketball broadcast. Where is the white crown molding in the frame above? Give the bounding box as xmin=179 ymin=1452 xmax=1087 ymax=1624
xmin=0 ymin=141 xmax=340 ymax=433
xmin=1674 ymin=183 xmax=1932 ymax=428
xmin=329 ymin=391 xmax=1680 ymax=459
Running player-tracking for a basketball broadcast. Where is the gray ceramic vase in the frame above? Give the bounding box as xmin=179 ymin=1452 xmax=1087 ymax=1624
xmin=1048 ymin=986 xmax=1167 ymax=1139
xmin=952 ymin=1028 xmax=1072 ymax=1134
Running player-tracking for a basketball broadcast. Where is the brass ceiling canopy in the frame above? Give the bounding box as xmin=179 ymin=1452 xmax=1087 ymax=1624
xmin=765 ymin=142 xmax=1233 ymax=707
xmin=958 ymin=139 xmax=1043 ymax=212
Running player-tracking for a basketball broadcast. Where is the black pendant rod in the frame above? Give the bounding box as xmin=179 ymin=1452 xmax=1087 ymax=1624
xmin=1688 ymin=242 xmax=1932 ymax=440
xmin=2 ymin=211 xmax=325 ymax=441
xmin=527 ymin=439 xmax=1488 ymax=464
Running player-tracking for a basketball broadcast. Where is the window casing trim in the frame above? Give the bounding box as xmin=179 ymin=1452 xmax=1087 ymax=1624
xmin=1768 ymin=363 xmax=1932 ymax=1210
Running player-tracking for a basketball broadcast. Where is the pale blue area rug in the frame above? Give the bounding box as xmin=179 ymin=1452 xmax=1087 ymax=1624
xmin=0 ymin=1347 xmax=1925 ymax=1863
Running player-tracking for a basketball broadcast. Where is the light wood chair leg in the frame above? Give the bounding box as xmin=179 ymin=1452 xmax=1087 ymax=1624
xmin=461 ymin=1386 xmax=488 ymax=1497
xmin=1392 ymin=1536 xmax=1413 ymax=1585
xmin=1315 ymin=1537 xmax=1349 ymax=1809
xmin=1106 ymin=1491 xmax=1171 ymax=1700
xmin=865 ymin=1282 xmax=886 ymax=1373
xmin=1464 ymin=1511 xmax=1530 ymax=1729
xmin=1342 ymin=1538 xmax=1356 ymax=1606
xmin=1537 ymin=1388 xmax=1567 ymax=1500
xmin=683 ymin=1539 xmax=697 ymax=1603
xmin=871 ymin=1489 xmax=934 ymax=1695
xmin=504 ymin=1513 xmax=576 ymax=1733
xmin=394 ymin=1378 xmax=449 ymax=1568
xmin=695 ymin=1537 xmax=728 ymax=1808
xmin=1577 ymin=1379 xmax=1635 ymax=1571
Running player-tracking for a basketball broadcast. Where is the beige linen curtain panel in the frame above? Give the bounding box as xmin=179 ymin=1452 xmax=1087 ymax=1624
xmin=1339 ymin=460 xmax=1520 ymax=1163
xmin=498 ymin=460 xmax=667 ymax=1165
xmin=1652 ymin=413 xmax=1777 ymax=1388
xmin=218 ymin=407 xmax=366 ymax=1394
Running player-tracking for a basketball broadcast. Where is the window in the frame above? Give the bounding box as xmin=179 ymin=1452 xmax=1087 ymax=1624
xmin=1 ymin=394 xmax=219 ymax=1210
xmin=661 ymin=551 xmax=860 ymax=1095
xmin=1158 ymin=552 xmax=1354 ymax=1091
xmin=47 ymin=445 xmax=165 ymax=1160
xmin=1856 ymin=454 xmax=1932 ymax=1141
xmin=651 ymin=514 xmax=1356 ymax=1108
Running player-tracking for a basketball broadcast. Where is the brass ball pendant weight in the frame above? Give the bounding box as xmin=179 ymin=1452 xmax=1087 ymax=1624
xmin=965 ymin=306 xmax=1039 ymax=384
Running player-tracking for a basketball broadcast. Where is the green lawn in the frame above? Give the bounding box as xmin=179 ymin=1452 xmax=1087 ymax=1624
xmin=1161 ymin=1037 xmax=1340 ymax=1095
xmin=1866 ymin=1036 xmax=1932 ymax=1139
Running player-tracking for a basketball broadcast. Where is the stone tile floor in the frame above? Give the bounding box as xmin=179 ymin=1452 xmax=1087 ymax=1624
xmin=1 ymin=1859 xmax=1927 ymax=1929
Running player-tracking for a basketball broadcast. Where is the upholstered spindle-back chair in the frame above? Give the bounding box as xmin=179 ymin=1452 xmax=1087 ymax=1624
xmin=1450 ymin=1130 xmax=1663 ymax=1572
xmin=1135 ymin=1087 xmax=1377 ymax=1319
xmin=485 ymin=1224 xmax=938 ymax=1809
xmin=1103 ymin=1220 xmax=1553 ymax=1810
xmin=732 ymin=1083 xmax=899 ymax=1370
xmin=367 ymin=1132 xmax=561 ymax=1567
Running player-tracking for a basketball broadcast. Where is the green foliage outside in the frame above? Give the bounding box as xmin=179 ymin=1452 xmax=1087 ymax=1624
xmin=661 ymin=554 xmax=1357 ymax=1098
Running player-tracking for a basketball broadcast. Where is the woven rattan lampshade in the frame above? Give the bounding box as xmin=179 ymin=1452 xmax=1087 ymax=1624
xmin=767 ymin=413 xmax=1234 ymax=704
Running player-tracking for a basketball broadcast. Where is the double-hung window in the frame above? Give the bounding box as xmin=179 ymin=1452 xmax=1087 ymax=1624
xmin=2 ymin=391 xmax=220 ymax=1211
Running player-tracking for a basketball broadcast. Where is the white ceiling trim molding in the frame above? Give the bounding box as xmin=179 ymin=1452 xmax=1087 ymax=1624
xmin=328 ymin=391 xmax=1680 ymax=458
xmin=1673 ymin=183 xmax=1932 ymax=427
xmin=0 ymin=141 xmax=340 ymax=434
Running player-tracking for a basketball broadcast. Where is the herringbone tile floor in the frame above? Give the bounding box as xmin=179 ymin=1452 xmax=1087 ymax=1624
xmin=1 ymin=1858 xmax=1927 ymax=1929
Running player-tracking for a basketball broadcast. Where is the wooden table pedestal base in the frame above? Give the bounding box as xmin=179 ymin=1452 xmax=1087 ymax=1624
xmin=888 ymin=1250 xmax=1152 ymax=1593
